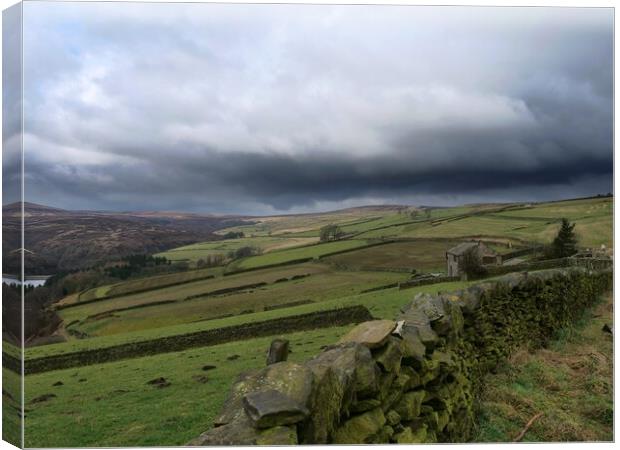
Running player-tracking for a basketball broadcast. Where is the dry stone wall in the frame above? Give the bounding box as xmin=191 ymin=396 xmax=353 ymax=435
xmin=190 ymin=266 xmax=612 ymax=445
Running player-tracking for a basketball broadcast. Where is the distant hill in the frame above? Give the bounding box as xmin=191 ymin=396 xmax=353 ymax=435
xmin=2 ymin=202 xmax=247 ymax=274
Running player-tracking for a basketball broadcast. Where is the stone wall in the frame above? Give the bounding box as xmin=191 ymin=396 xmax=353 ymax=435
xmin=20 ymin=305 xmax=373 ymax=374
xmin=190 ymin=267 xmax=612 ymax=445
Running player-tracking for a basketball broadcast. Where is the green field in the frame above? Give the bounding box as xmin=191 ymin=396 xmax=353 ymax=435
xmin=323 ymin=239 xmax=462 ymax=272
xmin=27 ymin=278 xmax=469 ymax=361
xmin=357 ymin=198 xmax=612 ymax=248
xmin=155 ymin=236 xmax=318 ymax=263
xmin=21 ymin=196 xmax=613 ymax=446
xmin=229 ymin=239 xmax=372 ymax=270
xmin=74 ymin=267 xmax=224 ymax=304
xmin=3 ymin=367 xmax=21 ymax=447
xmin=58 ymin=264 xmax=333 ymax=329
xmin=22 ymin=280 xmax=472 ymax=448
xmin=215 ymin=207 xmax=404 ymax=237
xmin=69 ymin=269 xmax=409 ymax=337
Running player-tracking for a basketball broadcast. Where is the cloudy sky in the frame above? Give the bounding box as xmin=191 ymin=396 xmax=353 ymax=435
xmin=5 ymin=3 xmax=614 ymax=214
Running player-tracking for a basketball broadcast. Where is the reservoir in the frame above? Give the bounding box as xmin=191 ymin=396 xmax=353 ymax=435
xmin=2 ymin=275 xmax=51 ymax=288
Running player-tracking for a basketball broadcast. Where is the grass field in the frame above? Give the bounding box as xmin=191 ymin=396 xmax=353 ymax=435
xmin=230 ymin=239 xmax=372 ymax=270
xmin=323 ymin=239 xmax=461 ymax=272
xmin=27 ymin=279 xmax=470 ymax=360
xmin=155 ymin=236 xmax=319 ymax=263
xmin=476 ymin=293 xmax=613 ymax=442
xmin=357 ymin=198 xmax=612 ymax=248
xmin=58 ymin=264 xmax=333 ymax=329
xmin=22 ymin=280 xmax=472 ymax=447
xmin=21 ymin=196 xmax=613 ymax=446
xmin=70 ymin=270 xmax=409 ymax=337
xmin=214 ymin=207 xmax=404 ymax=237
xmin=72 ymin=267 xmax=224 ymax=305
xmin=2 ymin=368 xmax=21 ymax=447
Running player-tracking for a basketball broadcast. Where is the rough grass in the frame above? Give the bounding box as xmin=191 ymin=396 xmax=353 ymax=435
xmin=2 ymin=367 xmax=22 ymax=447
xmin=476 ymin=292 xmax=613 ymax=442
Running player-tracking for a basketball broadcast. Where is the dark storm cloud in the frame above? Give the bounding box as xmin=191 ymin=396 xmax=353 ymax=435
xmin=2 ymin=3 xmax=22 ymax=205
xmin=17 ymin=3 xmax=613 ymax=213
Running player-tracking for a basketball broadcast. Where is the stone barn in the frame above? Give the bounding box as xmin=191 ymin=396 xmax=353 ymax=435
xmin=446 ymin=241 xmax=500 ymax=277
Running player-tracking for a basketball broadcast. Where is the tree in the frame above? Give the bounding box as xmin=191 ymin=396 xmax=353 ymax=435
xmin=320 ymin=224 xmax=344 ymax=242
xmin=550 ymin=218 xmax=578 ymax=258
xmin=460 ymin=247 xmax=487 ymax=279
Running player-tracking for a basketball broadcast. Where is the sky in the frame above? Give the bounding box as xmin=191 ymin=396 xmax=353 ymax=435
xmin=3 ymin=2 xmax=613 ymax=214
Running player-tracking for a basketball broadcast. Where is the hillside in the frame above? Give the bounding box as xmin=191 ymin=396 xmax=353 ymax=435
xmin=5 ymin=195 xmax=613 ymax=447
xmin=1 ymin=202 xmax=247 ymax=273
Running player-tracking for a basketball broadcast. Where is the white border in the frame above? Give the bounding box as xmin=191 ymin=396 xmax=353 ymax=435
xmin=0 ymin=2 xmax=616 ymax=450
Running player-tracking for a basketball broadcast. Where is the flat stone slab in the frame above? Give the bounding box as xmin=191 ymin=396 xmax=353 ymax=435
xmin=243 ymin=389 xmax=309 ymax=428
xmin=214 ymin=362 xmax=314 ymax=427
xmin=338 ymin=320 xmax=396 ymax=349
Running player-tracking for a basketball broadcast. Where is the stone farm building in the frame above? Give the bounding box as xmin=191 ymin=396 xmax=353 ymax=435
xmin=446 ymin=241 xmax=500 ymax=277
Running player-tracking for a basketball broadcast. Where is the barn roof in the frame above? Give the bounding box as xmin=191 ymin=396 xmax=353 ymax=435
xmin=446 ymin=242 xmax=480 ymax=256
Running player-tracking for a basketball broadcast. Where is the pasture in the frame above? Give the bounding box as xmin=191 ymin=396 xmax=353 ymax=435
xmin=66 ymin=269 xmax=409 ymax=337
xmin=229 ymin=239 xmax=372 ymax=270
xmin=72 ymin=267 xmax=223 ymax=305
xmin=23 ymin=280 xmax=472 ymax=448
xmin=57 ymin=264 xmax=333 ymax=329
xmin=155 ymin=236 xmax=318 ymax=263
xmin=19 ymin=196 xmax=613 ymax=447
xmin=323 ymin=239 xmax=461 ymax=272
xmin=356 ymin=198 xmax=612 ymax=248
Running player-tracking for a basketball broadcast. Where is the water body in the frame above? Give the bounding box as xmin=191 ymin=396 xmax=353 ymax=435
xmin=2 ymin=276 xmax=50 ymax=288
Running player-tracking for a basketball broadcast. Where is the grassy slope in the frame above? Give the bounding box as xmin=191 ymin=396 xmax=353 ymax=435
xmin=357 ymin=198 xmax=612 ymax=247
xmin=26 ymin=280 xmax=471 ymax=359
xmin=23 ymin=280 xmax=473 ymax=448
xmin=75 ymin=270 xmax=409 ymax=337
xmin=2 ymin=367 xmax=22 ymax=446
xmin=155 ymin=236 xmax=319 ymax=263
xmin=323 ymin=239 xmax=461 ymax=272
xmin=20 ymin=197 xmax=613 ymax=447
xmin=73 ymin=267 xmax=223 ymax=304
xmin=215 ymin=207 xmax=401 ymax=237
xmin=58 ymin=264 xmax=330 ymax=325
xmin=230 ymin=239 xmax=370 ymax=270
xmin=476 ymin=293 xmax=613 ymax=442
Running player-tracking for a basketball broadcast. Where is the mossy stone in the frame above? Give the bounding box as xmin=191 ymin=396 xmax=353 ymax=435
xmin=332 ymin=408 xmax=386 ymax=444
xmin=350 ymin=398 xmax=381 ymax=414
xmin=215 ymin=362 xmax=313 ymax=427
xmin=385 ymin=409 xmax=401 ymax=426
xmin=393 ymin=390 xmax=426 ymax=420
xmin=255 ymin=426 xmax=299 ymax=445
xmin=338 ymin=320 xmax=396 ymax=349
xmin=373 ymin=337 xmax=403 ymax=374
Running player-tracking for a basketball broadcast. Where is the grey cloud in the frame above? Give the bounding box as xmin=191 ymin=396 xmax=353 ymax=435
xmin=13 ymin=3 xmax=614 ymax=213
